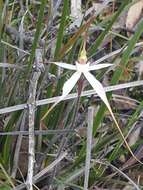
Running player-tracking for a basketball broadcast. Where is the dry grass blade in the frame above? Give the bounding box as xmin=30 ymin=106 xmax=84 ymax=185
xmin=1 ymin=40 xmax=30 ymax=55
xmin=0 ymin=63 xmax=24 ymax=69
xmin=0 ymin=80 xmax=143 ymax=115
xmin=0 ymin=129 xmax=75 ymax=136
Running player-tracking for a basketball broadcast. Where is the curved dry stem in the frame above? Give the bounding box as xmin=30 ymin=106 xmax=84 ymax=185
xmin=109 ymin=107 xmax=143 ymax=165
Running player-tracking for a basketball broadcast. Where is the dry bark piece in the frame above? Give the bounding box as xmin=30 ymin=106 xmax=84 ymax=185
xmin=136 ymin=60 xmax=143 ymax=79
xmin=121 ymin=144 xmax=143 ymax=170
xmin=126 ymin=1 xmax=143 ymax=30
xmin=127 ymin=123 xmax=142 ymax=147
xmin=123 ymin=185 xmax=137 ymax=190
xmin=71 ymin=0 xmax=82 ymax=19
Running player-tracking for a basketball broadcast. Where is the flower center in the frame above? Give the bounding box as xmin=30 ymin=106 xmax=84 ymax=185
xmin=76 ymin=61 xmax=89 ymax=72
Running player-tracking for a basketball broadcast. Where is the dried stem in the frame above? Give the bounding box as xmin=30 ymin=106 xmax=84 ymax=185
xmin=0 ymin=80 xmax=143 ymax=115
xmin=26 ymin=49 xmax=44 ymax=190
xmin=84 ymin=106 xmax=94 ymax=190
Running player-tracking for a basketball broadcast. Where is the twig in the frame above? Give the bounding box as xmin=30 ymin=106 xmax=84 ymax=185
xmin=84 ymin=106 xmax=94 ymax=190
xmin=26 ymin=49 xmax=44 ymax=190
xmin=0 ymin=129 xmax=75 ymax=136
xmin=1 ymin=40 xmax=30 ymax=55
xmin=89 ymin=41 xmax=143 ymax=61
xmin=0 ymin=80 xmax=143 ymax=115
xmin=0 ymin=63 xmax=24 ymax=69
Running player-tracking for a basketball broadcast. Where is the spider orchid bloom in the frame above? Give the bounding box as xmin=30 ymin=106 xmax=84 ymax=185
xmin=52 ymin=61 xmax=113 ymax=112
xmin=41 ymin=55 xmax=143 ymax=164
xmin=41 ymin=60 xmax=113 ymax=120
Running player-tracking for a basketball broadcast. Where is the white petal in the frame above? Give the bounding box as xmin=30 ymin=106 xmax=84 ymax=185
xmin=84 ymin=72 xmax=112 ymax=110
xmin=84 ymin=71 xmax=142 ymax=164
xmin=51 ymin=62 xmax=76 ymax=70
xmin=49 ymin=71 xmax=81 ymax=115
xmin=41 ymin=71 xmax=81 ymax=121
xmin=89 ymin=63 xmax=113 ymax=71
xmin=61 ymin=71 xmax=81 ymax=98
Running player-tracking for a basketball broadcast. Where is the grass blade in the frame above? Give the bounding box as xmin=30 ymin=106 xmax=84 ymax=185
xmin=88 ymin=0 xmax=130 ymax=59
xmin=54 ymin=0 xmax=69 ymax=60
xmin=28 ymin=0 xmax=46 ymax=71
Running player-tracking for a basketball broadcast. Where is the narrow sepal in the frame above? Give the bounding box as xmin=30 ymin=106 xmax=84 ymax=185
xmin=51 ymin=62 xmax=76 ymax=70
xmin=89 ymin=63 xmax=113 ymax=71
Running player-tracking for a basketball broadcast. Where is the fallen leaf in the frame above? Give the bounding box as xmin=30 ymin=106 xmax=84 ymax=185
xmin=123 ymin=184 xmax=137 ymax=190
xmin=128 ymin=123 xmax=142 ymax=147
xmin=126 ymin=1 xmax=143 ymax=31
xmin=136 ymin=60 xmax=143 ymax=79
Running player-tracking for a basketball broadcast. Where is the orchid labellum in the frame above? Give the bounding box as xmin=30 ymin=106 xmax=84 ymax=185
xmin=41 ymin=48 xmax=142 ymax=164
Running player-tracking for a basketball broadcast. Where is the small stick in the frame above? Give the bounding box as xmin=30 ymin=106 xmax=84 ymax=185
xmin=0 ymin=80 xmax=142 ymax=115
xmin=0 ymin=129 xmax=75 ymax=136
xmin=26 ymin=49 xmax=44 ymax=190
xmin=84 ymin=106 xmax=94 ymax=190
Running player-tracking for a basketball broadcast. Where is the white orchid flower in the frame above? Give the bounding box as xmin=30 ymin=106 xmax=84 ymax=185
xmin=51 ymin=61 xmax=113 ymax=110
xmin=41 ymin=50 xmax=142 ymax=164
xmin=41 ymin=61 xmax=113 ymax=120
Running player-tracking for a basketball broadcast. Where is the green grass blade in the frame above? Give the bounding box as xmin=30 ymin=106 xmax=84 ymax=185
xmin=1 ymin=112 xmax=21 ymax=166
xmin=28 ymin=0 xmax=46 ymax=71
xmin=88 ymin=0 xmax=130 ymax=59
xmin=54 ymin=0 xmax=69 ymax=60
xmin=0 ymin=163 xmax=15 ymax=189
